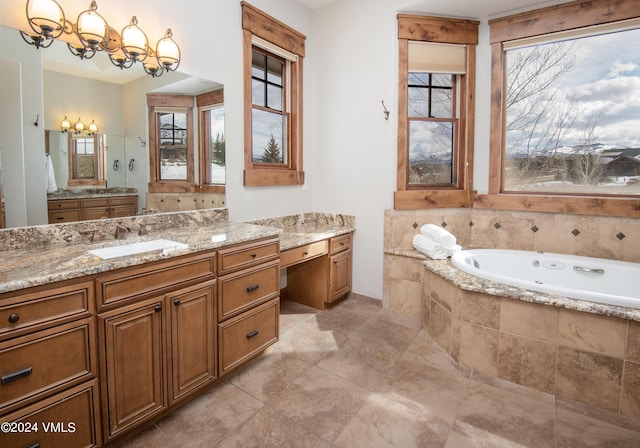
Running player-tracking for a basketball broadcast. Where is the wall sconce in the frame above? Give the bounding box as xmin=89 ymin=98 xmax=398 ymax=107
xmin=74 ymin=118 xmax=85 ymax=134
xmin=19 ymin=0 xmax=181 ymax=78
xmin=21 ymin=0 xmax=65 ymax=49
xmin=88 ymin=120 xmax=98 ymax=134
xmin=60 ymin=115 xmax=71 ymax=132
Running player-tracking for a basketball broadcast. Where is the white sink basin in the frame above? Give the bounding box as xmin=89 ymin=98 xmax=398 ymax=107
xmin=89 ymin=239 xmax=188 ymax=260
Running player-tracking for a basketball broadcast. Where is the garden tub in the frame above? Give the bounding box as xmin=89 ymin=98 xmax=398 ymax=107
xmin=450 ymin=249 xmax=640 ymax=308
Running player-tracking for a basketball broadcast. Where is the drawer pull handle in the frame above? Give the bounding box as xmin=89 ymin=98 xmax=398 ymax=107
xmin=246 ymin=284 xmax=260 ymax=293
xmin=303 ymin=251 xmax=308 ymax=256
xmin=154 ymin=304 xmax=162 ymax=313
xmin=27 ymin=443 xmax=40 ymax=448
xmin=250 ymin=252 xmax=257 ymax=258
xmin=1 ymin=367 xmax=32 ymax=385
xmin=246 ymin=329 xmax=259 ymax=339
xmin=8 ymin=313 xmax=20 ymax=324
xmin=173 ymin=299 xmax=181 ymax=306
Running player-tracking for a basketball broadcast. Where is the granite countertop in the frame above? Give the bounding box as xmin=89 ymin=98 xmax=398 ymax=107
xmin=0 ymin=221 xmax=281 ymax=294
xmin=385 ymin=248 xmax=640 ymax=323
xmin=0 ymin=211 xmax=356 ymax=296
xmin=47 ymin=188 xmax=138 ymax=200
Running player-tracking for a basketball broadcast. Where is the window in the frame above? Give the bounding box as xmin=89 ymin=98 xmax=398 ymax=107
xmin=147 ymin=94 xmax=194 ymax=192
xmin=486 ymin=0 xmax=640 ymax=217
xmin=197 ymin=88 xmax=225 ymax=191
xmin=395 ymin=15 xmax=478 ymax=209
xmin=242 ymin=2 xmax=305 ymax=186
xmin=67 ymin=132 xmax=106 ymax=186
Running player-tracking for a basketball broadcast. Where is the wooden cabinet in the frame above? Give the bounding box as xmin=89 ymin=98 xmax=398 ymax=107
xmin=285 ymin=232 xmax=353 ymax=309
xmin=99 ymin=297 xmax=166 ymax=439
xmin=0 ymin=279 xmax=100 ymax=448
xmin=217 ymin=238 xmax=280 ymax=376
xmin=98 ymin=268 xmax=216 ymax=442
xmin=48 ymin=195 xmax=138 ymax=224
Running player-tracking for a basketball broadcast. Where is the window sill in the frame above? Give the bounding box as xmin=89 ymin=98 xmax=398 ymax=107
xmin=244 ymin=169 xmax=305 ymax=187
xmin=474 ymin=193 xmax=640 ymax=218
xmin=394 ymin=189 xmax=472 ymax=209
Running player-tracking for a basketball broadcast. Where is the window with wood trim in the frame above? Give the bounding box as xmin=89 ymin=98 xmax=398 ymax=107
xmin=395 ymin=14 xmax=478 ymax=210
xmin=242 ymin=1 xmax=305 ymax=186
xmin=483 ymin=0 xmax=640 ymax=217
xmin=147 ymin=94 xmax=194 ymax=193
xmin=68 ymin=132 xmax=106 ymax=187
xmin=197 ymin=89 xmax=225 ymax=193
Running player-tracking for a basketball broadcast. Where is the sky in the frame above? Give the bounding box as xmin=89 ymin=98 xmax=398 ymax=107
xmin=541 ymin=27 xmax=640 ymax=148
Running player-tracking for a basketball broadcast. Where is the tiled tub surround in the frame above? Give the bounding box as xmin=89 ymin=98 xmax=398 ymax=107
xmin=383 ymin=208 xmax=640 ymax=420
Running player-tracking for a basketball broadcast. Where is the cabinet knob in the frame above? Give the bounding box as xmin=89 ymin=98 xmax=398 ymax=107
xmin=250 ymin=252 xmax=257 ymax=258
xmin=154 ymin=304 xmax=162 ymax=312
xmin=173 ymin=299 xmax=181 ymax=306
xmin=8 ymin=313 xmax=20 ymax=324
xmin=303 ymin=251 xmax=308 ymax=256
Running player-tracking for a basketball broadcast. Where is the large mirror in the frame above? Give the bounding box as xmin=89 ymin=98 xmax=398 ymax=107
xmin=0 ymin=24 xmax=224 ymax=228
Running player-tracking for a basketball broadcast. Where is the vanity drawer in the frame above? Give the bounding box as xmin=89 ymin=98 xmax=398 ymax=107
xmin=330 ymin=233 xmax=352 ymax=254
xmin=218 ymin=298 xmax=279 ymax=375
xmin=0 ymin=380 xmax=102 ymax=448
xmin=81 ymin=197 xmax=110 ymax=208
xmin=218 ymin=260 xmax=279 ymax=320
xmin=96 ymin=251 xmax=216 ymax=310
xmin=110 ymin=196 xmax=137 ymax=206
xmin=47 ymin=199 xmax=81 ymax=211
xmin=0 ymin=318 xmax=95 ymax=414
xmin=217 ymin=237 xmax=279 ymax=275
xmin=0 ymin=281 xmax=93 ymax=341
xmin=280 ymin=240 xmax=328 ymax=268
xmin=48 ymin=209 xmax=81 ymax=223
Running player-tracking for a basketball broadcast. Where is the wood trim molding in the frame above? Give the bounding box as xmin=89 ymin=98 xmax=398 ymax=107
xmin=474 ymin=194 xmax=640 ymax=218
xmin=489 ymin=0 xmax=640 ymax=44
xmin=395 ymin=190 xmax=472 ymax=210
xmin=397 ymin=14 xmax=479 ymax=44
xmin=241 ymin=1 xmax=306 ymax=56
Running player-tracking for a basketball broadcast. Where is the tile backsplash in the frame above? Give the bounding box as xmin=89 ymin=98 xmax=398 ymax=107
xmin=385 ymin=208 xmax=640 ymax=263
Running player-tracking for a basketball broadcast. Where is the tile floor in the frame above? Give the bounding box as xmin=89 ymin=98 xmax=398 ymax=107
xmin=118 ymin=297 xmax=640 ymax=447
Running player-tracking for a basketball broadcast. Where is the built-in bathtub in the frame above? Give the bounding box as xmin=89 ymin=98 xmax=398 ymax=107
xmin=451 ymin=249 xmax=640 ymax=309
xmin=406 ymin=249 xmax=640 ymax=421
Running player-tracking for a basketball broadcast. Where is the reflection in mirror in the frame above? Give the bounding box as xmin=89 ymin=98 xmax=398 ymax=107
xmin=0 ymin=24 xmax=225 ymax=228
xmin=69 ymin=133 xmax=105 ymax=185
xmin=158 ymin=110 xmax=189 ymax=181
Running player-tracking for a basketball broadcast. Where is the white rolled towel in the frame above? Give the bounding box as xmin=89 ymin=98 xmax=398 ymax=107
xmin=412 ymin=234 xmax=460 ymax=260
xmin=420 ymin=224 xmax=457 ymax=248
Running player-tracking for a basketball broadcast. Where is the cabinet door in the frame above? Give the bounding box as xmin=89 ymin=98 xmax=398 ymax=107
xmin=168 ymin=280 xmax=216 ymax=404
xmin=100 ymin=299 xmax=166 ymax=440
xmin=329 ymin=249 xmax=352 ymax=302
xmin=82 ymin=206 xmax=110 ymax=221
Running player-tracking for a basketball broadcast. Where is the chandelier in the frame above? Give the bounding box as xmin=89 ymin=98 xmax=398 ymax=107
xmin=20 ymin=0 xmax=181 ymax=78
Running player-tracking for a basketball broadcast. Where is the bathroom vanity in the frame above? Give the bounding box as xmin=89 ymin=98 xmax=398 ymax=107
xmin=47 ymin=190 xmax=139 ymax=224
xmin=0 ymin=209 xmax=355 ymax=447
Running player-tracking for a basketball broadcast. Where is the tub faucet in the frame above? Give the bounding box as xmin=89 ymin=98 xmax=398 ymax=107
xmin=114 ymin=224 xmax=131 ymax=240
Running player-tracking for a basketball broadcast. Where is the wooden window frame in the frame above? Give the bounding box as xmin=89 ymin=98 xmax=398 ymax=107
xmin=197 ymin=89 xmax=225 ymax=194
xmin=147 ymin=94 xmax=195 ymax=193
xmin=394 ymin=14 xmax=479 ymax=210
xmin=67 ymin=132 xmax=106 ymax=187
xmin=482 ymin=0 xmax=640 ymax=217
xmin=242 ymin=1 xmax=306 ymax=187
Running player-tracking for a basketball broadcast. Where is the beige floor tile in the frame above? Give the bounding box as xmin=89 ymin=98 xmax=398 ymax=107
xmin=268 ymin=319 xmax=347 ymax=365
xmin=377 ymin=358 xmax=470 ymax=424
xmin=456 ymin=378 xmax=555 ymax=447
xmin=349 ymin=314 xmax=419 ymax=354
xmin=401 ymin=330 xmax=471 ymax=377
xmin=334 ymin=392 xmax=450 ymax=448
xmin=214 ymin=406 xmax=333 ymax=448
xmin=267 ymin=365 xmax=369 ymax=443
xmin=155 ymin=381 xmax=264 ymax=448
xmin=228 ymin=351 xmax=312 ymax=402
xmin=555 ymin=407 xmax=640 ymax=448
xmin=446 ymin=420 xmax=539 ymax=448
xmin=279 ymin=299 xmax=319 ymax=333
xmin=315 ymin=336 xmax=401 ymax=390
xmin=115 ymin=424 xmax=181 ymax=448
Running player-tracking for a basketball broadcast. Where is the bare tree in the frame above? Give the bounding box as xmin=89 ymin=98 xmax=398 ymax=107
xmin=505 ymin=41 xmax=578 ymax=189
